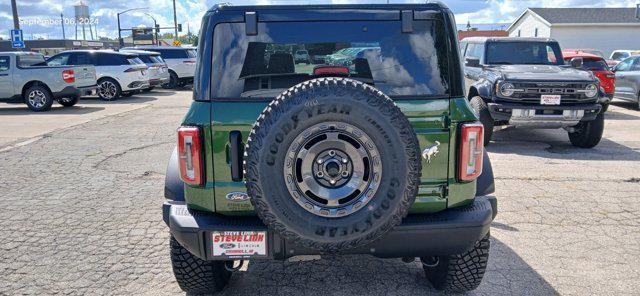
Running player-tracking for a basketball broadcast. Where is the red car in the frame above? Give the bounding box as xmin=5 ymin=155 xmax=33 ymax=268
xmin=563 ymin=52 xmax=615 ymax=101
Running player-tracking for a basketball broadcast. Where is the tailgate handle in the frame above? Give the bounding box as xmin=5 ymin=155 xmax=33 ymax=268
xmin=229 ymin=131 xmax=244 ymax=182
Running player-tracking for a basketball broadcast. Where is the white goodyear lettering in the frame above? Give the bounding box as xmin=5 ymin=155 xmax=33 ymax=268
xmin=212 ymin=231 xmax=267 ymax=257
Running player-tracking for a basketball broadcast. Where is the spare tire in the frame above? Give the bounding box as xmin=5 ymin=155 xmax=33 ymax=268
xmin=244 ymin=78 xmax=421 ymax=252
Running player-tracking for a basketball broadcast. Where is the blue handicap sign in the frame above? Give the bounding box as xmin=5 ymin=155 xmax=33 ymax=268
xmin=11 ymin=29 xmax=25 ymax=48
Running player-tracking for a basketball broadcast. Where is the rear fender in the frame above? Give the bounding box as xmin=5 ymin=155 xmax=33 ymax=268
xmin=165 ymin=147 xmax=185 ymax=201
xmin=475 ymin=150 xmax=495 ymax=196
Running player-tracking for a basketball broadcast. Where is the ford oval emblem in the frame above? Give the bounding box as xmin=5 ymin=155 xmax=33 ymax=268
xmin=225 ymin=192 xmax=250 ymax=202
xmin=220 ymin=243 xmax=236 ymax=249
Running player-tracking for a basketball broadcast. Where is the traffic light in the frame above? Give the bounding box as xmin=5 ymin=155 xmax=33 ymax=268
xmin=178 ymin=24 xmax=182 ymax=32
xmin=155 ymin=24 xmax=160 ymax=33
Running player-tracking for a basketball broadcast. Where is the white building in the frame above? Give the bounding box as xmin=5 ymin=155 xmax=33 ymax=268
xmin=507 ymin=7 xmax=640 ymax=57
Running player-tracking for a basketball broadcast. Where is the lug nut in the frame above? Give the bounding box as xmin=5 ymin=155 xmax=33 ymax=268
xmin=341 ymin=158 xmax=348 ymax=163
xmin=341 ymin=171 xmax=349 ymax=177
xmin=317 ymin=159 xmax=324 ymax=164
xmin=330 ymin=179 xmax=336 ymax=185
xmin=329 ymin=150 xmax=336 ymax=156
xmin=316 ymin=171 xmax=324 ymax=177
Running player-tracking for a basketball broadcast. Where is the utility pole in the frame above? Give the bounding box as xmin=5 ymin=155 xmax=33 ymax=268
xmin=172 ymin=0 xmax=178 ymax=41
xmin=11 ymin=0 xmax=20 ymax=30
xmin=61 ymin=13 xmax=66 ymax=39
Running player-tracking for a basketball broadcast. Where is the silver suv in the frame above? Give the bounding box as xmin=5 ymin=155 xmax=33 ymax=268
xmin=48 ymin=50 xmax=150 ymax=101
xmin=124 ymin=46 xmax=196 ymax=89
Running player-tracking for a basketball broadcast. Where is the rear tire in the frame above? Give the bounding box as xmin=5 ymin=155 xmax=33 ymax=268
xmin=57 ymin=97 xmax=78 ymax=107
xmin=97 ymin=78 xmax=121 ymax=101
xmin=470 ymin=96 xmax=494 ymax=146
xmin=170 ymin=236 xmax=231 ymax=294
xmin=24 ymin=85 xmax=54 ymax=112
xmin=421 ymin=233 xmax=490 ymax=292
xmin=163 ymin=71 xmax=179 ymax=89
xmin=568 ymin=111 xmax=604 ymax=148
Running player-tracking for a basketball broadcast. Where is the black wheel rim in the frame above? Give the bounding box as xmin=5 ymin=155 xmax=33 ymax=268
xmin=98 ymin=81 xmax=117 ymax=100
xmin=284 ymin=122 xmax=382 ymax=218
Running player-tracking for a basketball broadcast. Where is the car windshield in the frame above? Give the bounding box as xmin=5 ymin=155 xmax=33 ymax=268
xmin=18 ymin=54 xmax=46 ymax=67
xmin=485 ymin=42 xmax=563 ymax=65
xmin=186 ymin=49 xmax=196 ymax=58
xmin=212 ymin=20 xmax=450 ymax=99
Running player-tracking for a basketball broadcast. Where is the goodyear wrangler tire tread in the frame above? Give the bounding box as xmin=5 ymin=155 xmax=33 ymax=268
xmin=170 ymin=236 xmax=231 ymax=294
xmin=244 ymin=77 xmax=421 ymax=252
xmin=421 ymin=233 xmax=490 ymax=292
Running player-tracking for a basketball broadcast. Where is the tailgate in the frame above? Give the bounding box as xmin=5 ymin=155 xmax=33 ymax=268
xmin=72 ymin=65 xmax=97 ymax=87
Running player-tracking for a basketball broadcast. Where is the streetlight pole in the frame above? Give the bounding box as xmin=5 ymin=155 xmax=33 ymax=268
xmin=11 ymin=0 xmax=20 ymax=30
xmin=117 ymin=7 xmax=149 ymax=48
xmin=172 ymin=0 xmax=178 ymax=41
xmin=143 ymin=13 xmax=159 ymax=46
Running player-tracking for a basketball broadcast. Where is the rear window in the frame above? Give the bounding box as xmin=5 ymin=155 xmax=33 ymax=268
xmin=17 ymin=54 xmax=46 ymax=67
xmin=211 ymin=20 xmax=450 ymax=99
xmin=96 ymin=54 xmax=132 ymax=66
xmin=155 ymin=49 xmax=195 ymax=59
xmin=564 ymin=58 xmax=608 ymax=71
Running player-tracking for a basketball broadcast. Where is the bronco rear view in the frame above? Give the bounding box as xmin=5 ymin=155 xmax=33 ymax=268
xmin=163 ymin=3 xmax=497 ymax=294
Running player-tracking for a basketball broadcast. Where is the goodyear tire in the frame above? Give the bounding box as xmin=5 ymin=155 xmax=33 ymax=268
xmin=421 ymin=233 xmax=490 ymax=292
xmin=568 ymin=111 xmax=604 ymax=148
xmin=170 ymin=236 xmax=231 ymax=294
xmin=470 ymin=96 xmax=493 ymax=146
xmin=244 ymin=78 xmax=421 ymax=252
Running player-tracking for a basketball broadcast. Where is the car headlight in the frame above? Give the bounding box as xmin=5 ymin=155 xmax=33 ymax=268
xmin=585 ymin=84 xmax=598 ymax=98
xmin=499 ymin=82 xmax=516 ymax=97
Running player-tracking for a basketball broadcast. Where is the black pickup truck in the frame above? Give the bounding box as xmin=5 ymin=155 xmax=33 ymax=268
xmin=460 ymin=37 xmax=605 ymax=148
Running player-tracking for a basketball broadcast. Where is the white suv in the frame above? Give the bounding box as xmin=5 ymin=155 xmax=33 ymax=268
xmin=47 ymin=50 xmax=150 ymax=100
xmin=120 ymin=49 xmax=170 ymax=92
xmin=124 ymin=46 xmax=196 ymax=89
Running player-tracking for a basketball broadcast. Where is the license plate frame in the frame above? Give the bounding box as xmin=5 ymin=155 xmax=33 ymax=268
xmin=540 ymin=95 xmax=561 ymax=105
xmin=211 ymin=231 xmax=268 ymax=259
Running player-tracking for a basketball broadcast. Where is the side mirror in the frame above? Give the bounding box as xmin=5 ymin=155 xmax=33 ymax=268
xmin=569 ymin=57 xmax=583 ymax=69
xmin=465 ymin=57 xmax=480 ymax=68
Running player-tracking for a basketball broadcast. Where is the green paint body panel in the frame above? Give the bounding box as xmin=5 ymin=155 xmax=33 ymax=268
xmin=182 ymin=97 xmax=479 ymax=215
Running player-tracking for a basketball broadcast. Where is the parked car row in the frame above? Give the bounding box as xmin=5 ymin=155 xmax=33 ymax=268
xmin=0 ymin=46 xmax=197 ymax=112
xmin=564 ymin=48 xmax=640 ymax=110
xmin=47 ymin=46 xmax=196 ymax=101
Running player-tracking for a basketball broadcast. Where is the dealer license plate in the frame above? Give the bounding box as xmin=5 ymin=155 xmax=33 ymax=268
xmin=212 ymin=231 xmax=267 ymax=258
xmin=540 ymin=95 xmax=561 ymax=105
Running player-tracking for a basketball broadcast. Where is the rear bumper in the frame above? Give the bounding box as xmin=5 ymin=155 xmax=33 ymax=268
xmin=52 ymin=85 xmax=97 ymax=99
xmin=163 ymin=196 xmax=497 ymax=261
xmin=124 ymin=81 xmax=151 ymax=91
xmin=488 ymin=102 xmax=601 ymax=128
xmin=149 ymin=78 xmax=170 ymax=86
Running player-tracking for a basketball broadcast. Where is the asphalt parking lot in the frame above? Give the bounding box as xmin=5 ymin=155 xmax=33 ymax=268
xmin=0 ymin=90 xmax=638 ymax=295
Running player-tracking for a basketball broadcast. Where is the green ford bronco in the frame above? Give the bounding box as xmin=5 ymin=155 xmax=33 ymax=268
xmin=163 ymin=3 xmax=497 ymax=294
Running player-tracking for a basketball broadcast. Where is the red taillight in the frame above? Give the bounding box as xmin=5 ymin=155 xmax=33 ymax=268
xmin=459 ymin=122 xmax=484 ymax=182
xmin=62 ymin=70 xmax=75 ymax=83
xmin=313 ymin=66 xmax=350 ymax=76
xmin=178 ymin=126 xmax=203 ymax=186
xmin=183 ymin=60 xmax=196 ymax=64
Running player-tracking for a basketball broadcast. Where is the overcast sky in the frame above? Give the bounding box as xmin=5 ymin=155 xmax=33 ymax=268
xmin=1 ymin=0 xmax=639 ymax=40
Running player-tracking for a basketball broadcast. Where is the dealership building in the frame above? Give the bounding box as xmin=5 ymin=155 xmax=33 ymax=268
xmin=0 ymin=39 xmax=119 ymax=56
xmin=508 ymin=7 xmax=640 ymax=57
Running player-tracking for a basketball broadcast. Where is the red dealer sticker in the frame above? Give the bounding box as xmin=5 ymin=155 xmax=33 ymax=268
xmin=211 ymin=231 xmax=267 ymax=258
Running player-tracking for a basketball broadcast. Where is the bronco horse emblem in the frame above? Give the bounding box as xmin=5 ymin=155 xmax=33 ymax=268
xmin=422 ymin=141 xmax=441 ymax=164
